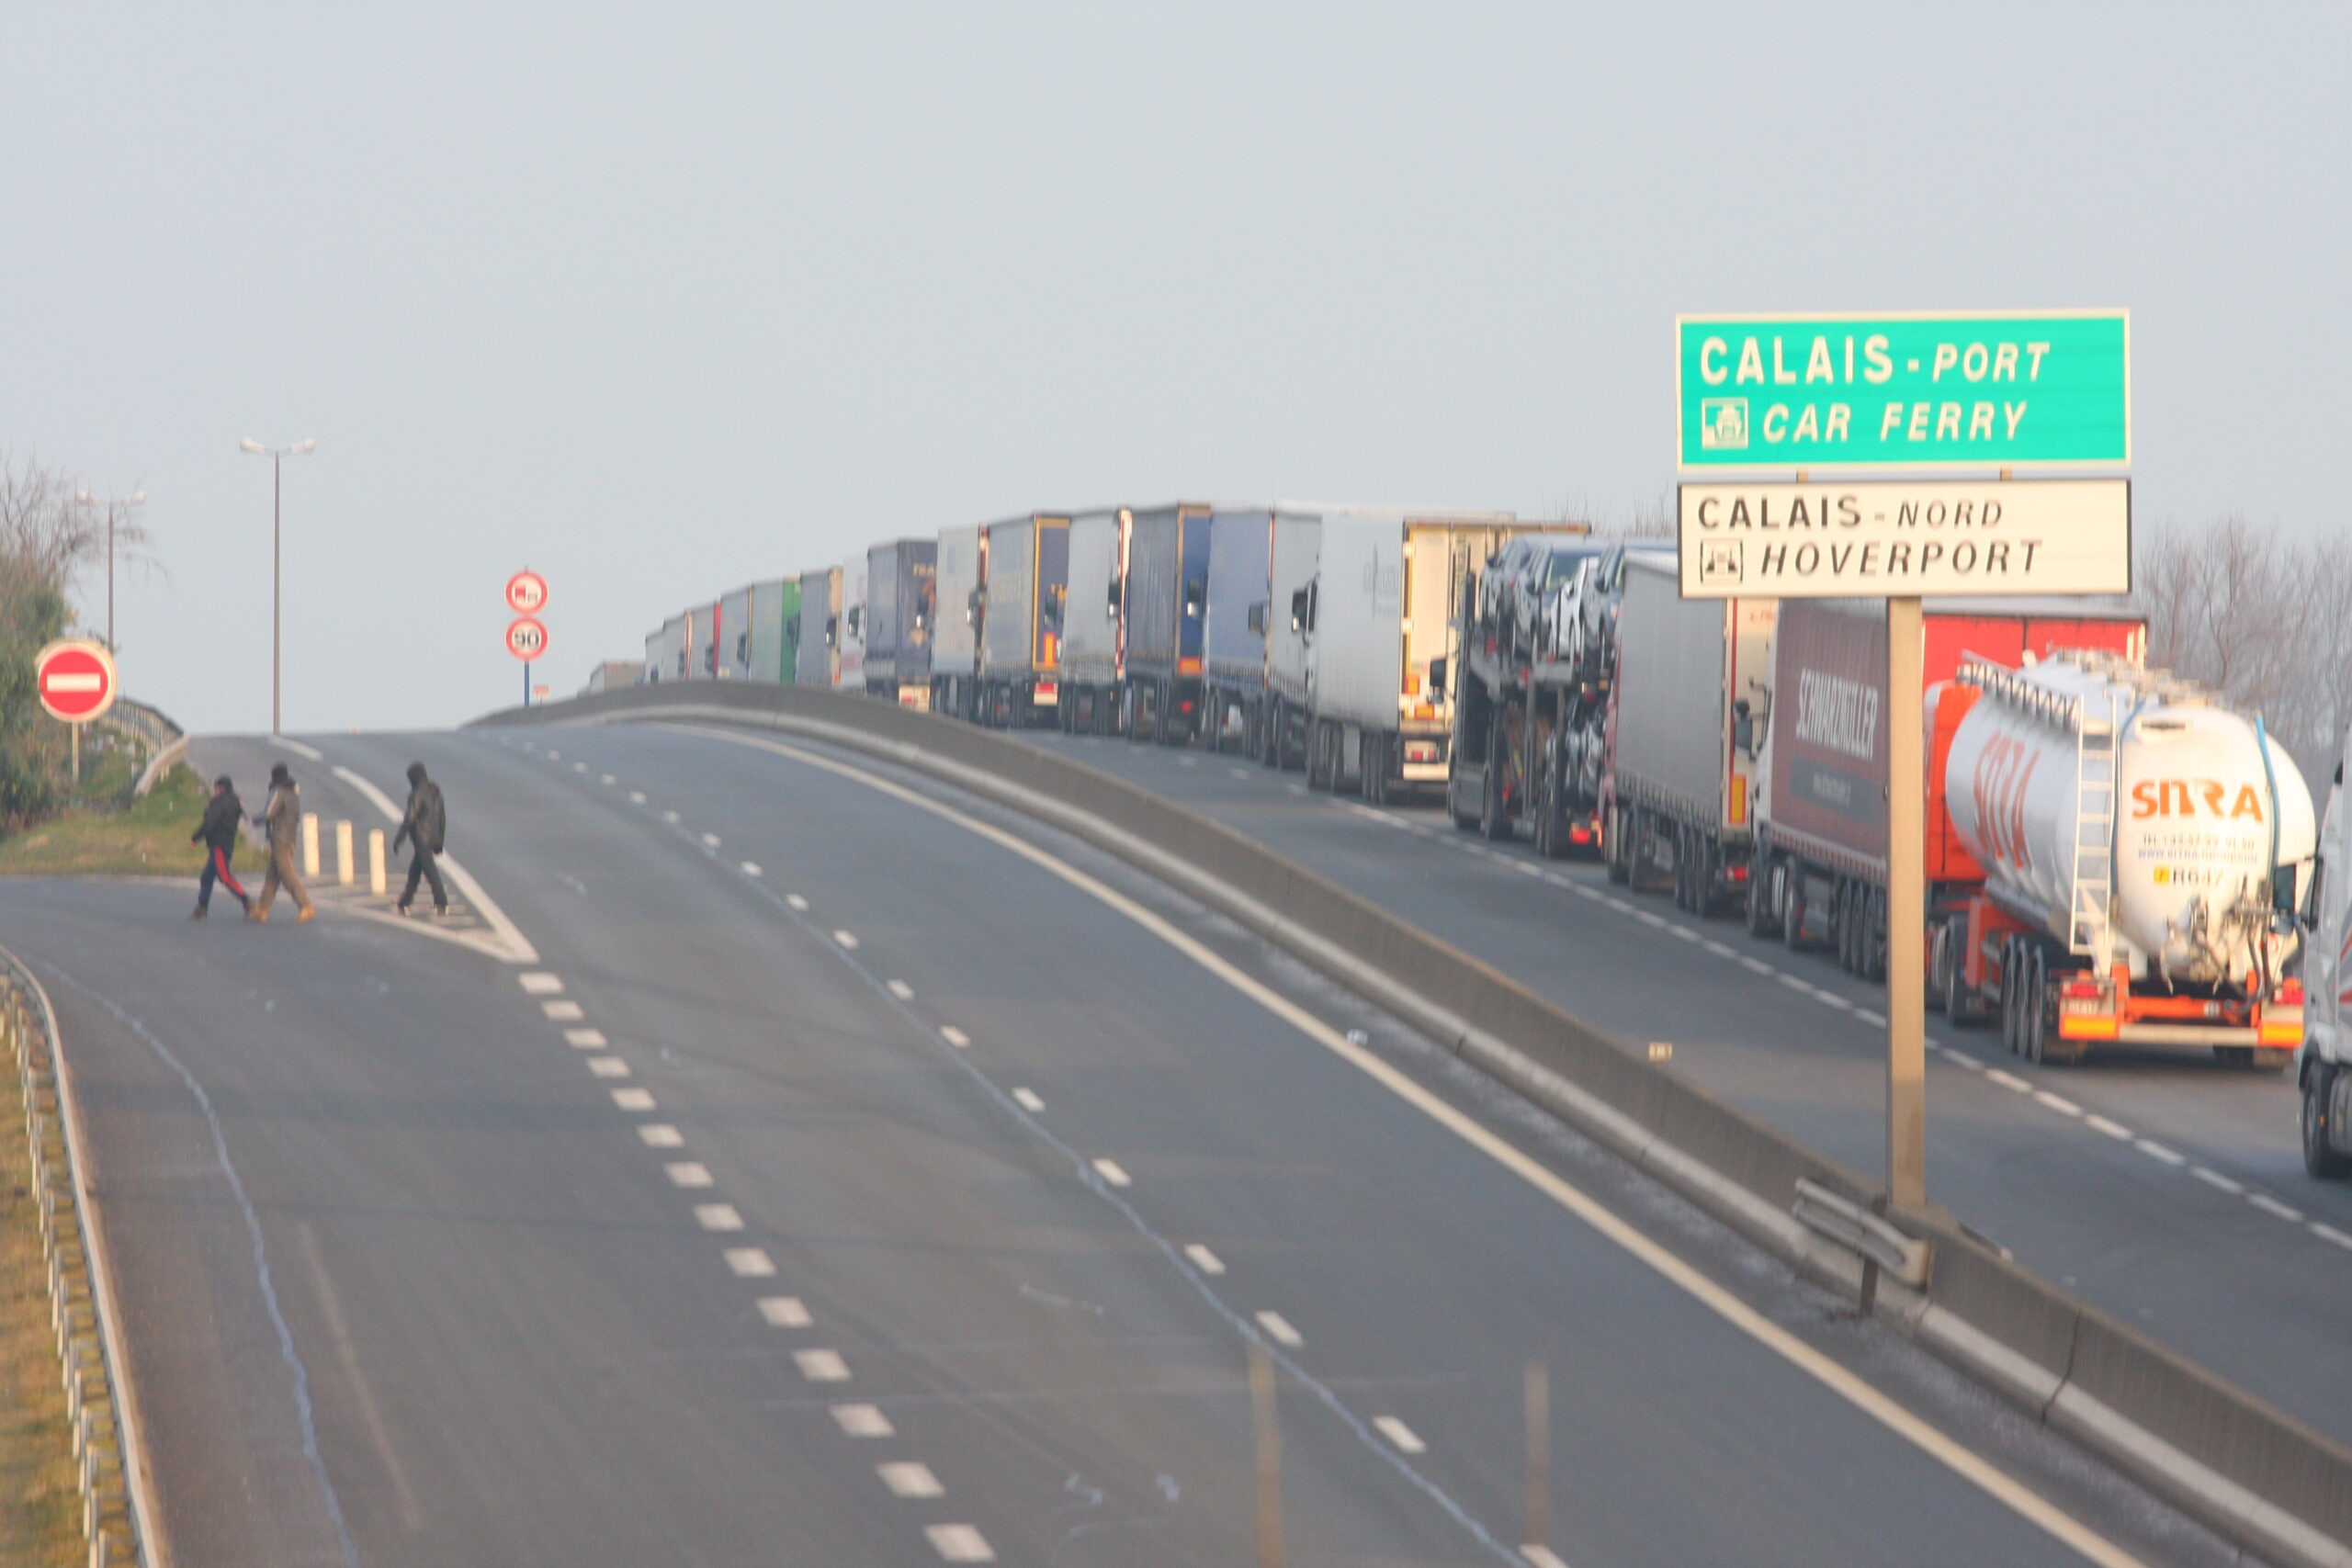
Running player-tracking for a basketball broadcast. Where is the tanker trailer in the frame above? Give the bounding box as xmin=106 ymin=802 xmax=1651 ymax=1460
xmin=1935 ymin=650 xmax=2315 ymax=1067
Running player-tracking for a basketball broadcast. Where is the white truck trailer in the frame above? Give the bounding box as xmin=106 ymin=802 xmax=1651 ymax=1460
xmin=933 ymin=524 xmax=985 ymax=718
xmin=1058 ymin=508 xmax=1126 ymax=733
xmin=2299 ymin=720 xmax=2352 ymax=1174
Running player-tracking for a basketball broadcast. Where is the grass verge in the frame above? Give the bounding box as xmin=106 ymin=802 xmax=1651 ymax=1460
xmin=0 ymin=762 xmax=210 ymax=877
xmin=0 ymin=1039 xmax=80 ymax=1566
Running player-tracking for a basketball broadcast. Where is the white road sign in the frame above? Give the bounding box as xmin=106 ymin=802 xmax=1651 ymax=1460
xmin=1678 ymin=478 xmax=2130 ymax=599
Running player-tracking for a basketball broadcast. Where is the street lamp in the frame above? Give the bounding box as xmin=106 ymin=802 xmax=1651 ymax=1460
xmin=74 ymin=488 xmax=145 ymax=650
xmin=240 ymin=437 xmax=315 ymax=734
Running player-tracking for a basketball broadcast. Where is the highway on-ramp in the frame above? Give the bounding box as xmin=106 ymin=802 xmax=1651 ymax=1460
xmin=1011 ymin=728 xmax=2352 ymax=1452
xmin=0 ymin=721 xmax=2247 ymax=1566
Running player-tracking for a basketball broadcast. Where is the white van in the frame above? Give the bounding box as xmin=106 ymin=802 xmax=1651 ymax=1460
xmin=2300 ymin=719 xmax=2352 ymax=1177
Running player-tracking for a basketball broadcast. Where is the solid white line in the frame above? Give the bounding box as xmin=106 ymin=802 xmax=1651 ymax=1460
xmin=695 ymin=1203 xmax=745 ymax=1231
xmin=741 ymin=861 xmax=763 ymax=877
xmin=832 ymin=930 xmax=859 ymax=949
xmin=519 ymin=972 xmax=564 ymax=994
xmin=1185 ymin=1244 xmax=1225 ymax=1276
xmin=887 ymin=979 xmax=914 ymax=1000
xmin=666 ymin=1162 xmax=714 ymax=1189
xmin=681 ymin=725 xmax=2156 ymax=1568
xmin=2249 ymin=1194 xmax=2304 ymax=1223
xmin=1091 ymin=1157 xmax=1132 ymax=1188
xmin=274 ymin=737 xmax=324 ymax=761
xmin=1255 ymin=1310 xmax=1303 ymax=1348
xmin=542 ymin=999 xmax=585 ymax=1021
xmin=759 ymin=1296 xmax=812 ymax=1327
xmin=795 ymin=1348 xmax=851 ymax=1382
xmin=1012 ymin=1088 xmax=1045 ymax=1112
xmin=638 ymin=1123 xmax=684 ymax=1147
xmin=786 ymin=894 xmax=809 ymax=911
xmin=2084 ymin=1115 xmax=2133 ymax=1141
xmin=1374 ymin=1415 xmax=1426 ymax=1454
xmin=879 ymin=1461 xmax=944 ymax=1498
xmin=331 ymin=764 xmax=541 ymax=962
xmin=831 ymin=1404 xmax=893 ymax=1437
xmin=724 ymin=1247 xmax=775 ymax=1277
xmin=612 ymin=1088 xmax=656 ymax=1111
xmin=1523 ymin=1548 xmax=1573 ymax=1568
xmin=940 ymin=1025 xmax=970 ymax=1048
xmin=925 ymin=1523 xmax=995 ymax=1562
xmin=2191 ymin=1167 xmax=2245 ymax=1195
xmin=586 ymin=1055 xmax=629 ymax=1078
xmin=564 ymin=1027 xmax=607 ymax=1048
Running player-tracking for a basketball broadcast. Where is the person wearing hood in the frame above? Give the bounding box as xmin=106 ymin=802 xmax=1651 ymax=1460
xmin=250 ymin=761 xmax=315 ymax=923
xmin=188 ymin=774 xmax=251 ymax=919
xmin=392 ymin=761 xmax=448 ymax=916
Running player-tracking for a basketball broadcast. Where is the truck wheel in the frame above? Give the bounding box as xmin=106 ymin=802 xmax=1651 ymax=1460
xmin=1864 ymin=889 xmax=1887 ymax=984
xmin=2021 ymin=950 xmax=2049 ymax=1064
xmin=1261 ymin=701 xmax=1281 ymax=768
xmin=1606 ymin=806 xmax=1632 ymax=885
xmin=2304 ymin=1067 xmax=2352 ymax=1179
xmin=1364 ymin=733 xmax=1388 ymax=804
xmin=1781 ymin=871 xmax=1809 ymax=953
xmin=1999 ymin=939 xmax=2022 ymax=1055
xmin=1307 ymin=721 xmax=1330 ymax=789
xmin=1746 ymin=855 xmax=1777 ymax=936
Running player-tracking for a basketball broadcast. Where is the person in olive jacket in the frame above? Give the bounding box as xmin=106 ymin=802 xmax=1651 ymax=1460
xmin=392 ymin=761 xmax=448 ymax=916
xmin=188 ymin=774 xmax=251 ymax=919
xmin=250 ymin=761 xmax=315 ymax=923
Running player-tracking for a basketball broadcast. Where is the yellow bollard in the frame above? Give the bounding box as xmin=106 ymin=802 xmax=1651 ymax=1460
xmin=335 ymin=820 xmax=355 ymax=886
xmin=301 ymin=813 xmax=320 ymax=879
xmin=368 ymin=829 xmax=387 ymax=897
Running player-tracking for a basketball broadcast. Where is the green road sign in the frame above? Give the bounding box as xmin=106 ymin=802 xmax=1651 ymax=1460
xmin=1675 ymin=310 xmax=2129 ymax=469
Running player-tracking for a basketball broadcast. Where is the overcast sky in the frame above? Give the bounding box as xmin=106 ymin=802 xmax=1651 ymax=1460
xmin=5 ymin=4 xmax=2342 ymax=735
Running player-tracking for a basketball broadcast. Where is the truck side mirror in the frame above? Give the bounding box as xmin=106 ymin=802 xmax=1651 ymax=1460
xmin=1734 ymin=698 xmax=1754 ymax=756
xmin=1248 ymin=601 xmax=1268 ymax=635
xmin=1183 ymin=575 xmax=1207 ymax=619
xmin=1428 ymin=656 xmax=1447 ymax=694
xmin=2274 ymin=861 xmax=2301 ymax=918
xmin=2298 ymin=859 xmax=2324 ymax=930
xmin=824 ymin=615 xmax=837 ymax=648
xmin=1289 ymin=586 xmax=1309 ymax=634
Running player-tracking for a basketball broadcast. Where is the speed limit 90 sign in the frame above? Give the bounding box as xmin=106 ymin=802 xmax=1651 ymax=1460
xmin=506 ymin=617 xmax=548 ymax=661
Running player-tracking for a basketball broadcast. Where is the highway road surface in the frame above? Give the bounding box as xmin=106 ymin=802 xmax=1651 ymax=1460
xmin=0 ymin=720 xmax=2250 ymax=1567
xmin=1012 ymin=728 xmax=2352 ymax=1451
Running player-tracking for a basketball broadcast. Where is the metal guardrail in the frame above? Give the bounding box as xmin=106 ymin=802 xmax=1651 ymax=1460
xmin=103 ymin=698 xmax=188 ymax=798
xmin=479 ymin=679 xmax=2352 ymax=1568
xmin=0 ymin=944 xmax=149 ymax=1566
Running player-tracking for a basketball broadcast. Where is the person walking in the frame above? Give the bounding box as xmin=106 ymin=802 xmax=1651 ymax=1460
xmin=393 ymin=761 xmax=449 ymax=916
xmin=188 ymin=774 xmax=251 ymax=919
xmin=250 ymin=761 xmax=315 ymax=923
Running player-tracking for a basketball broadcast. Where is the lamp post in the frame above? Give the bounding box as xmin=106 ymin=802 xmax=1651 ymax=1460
xmin=74 ymin=488 xmax=145 ymax=650
xmin=240 ymin=438 xmax=315 ymax=734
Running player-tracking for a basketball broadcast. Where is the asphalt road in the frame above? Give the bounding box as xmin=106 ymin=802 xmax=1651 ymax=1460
xmin=0 ymin=720 xmax=2252 ymax=1567
xmin=1008 ymin=726 xmax=2352 ymax=1449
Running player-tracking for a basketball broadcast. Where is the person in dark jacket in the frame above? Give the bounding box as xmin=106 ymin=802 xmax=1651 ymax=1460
xmin=392 ymin=761 xmax=448 ymax=916
xmin=250 ymin=761 xmax=315 ymax=922
xmin=188 ymin=774 xmax=251 ymax=919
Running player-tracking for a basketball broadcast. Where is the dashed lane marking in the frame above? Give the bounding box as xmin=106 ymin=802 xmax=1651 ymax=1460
xmin=1776 ymin=974 xmax=1811 ymax=993
xmin=638 ymin=1124 xmax=684 ymax=1148
xmin=662 ymin=809 xmax=681 ymax=824
xmin=1255 ymin=1310 xmax=1303 ymax=1348
xmin=612 ymin=1088 xmax=656 ymax=1111
xmin=832 ymin=1404 xmax=893 ymax=1438
xmin=1984 ymin=1070 xmax=2031 ymax=1093
xmin=2311 ymin=1224 xmax=2352 ymax=1252
xmin=1375 ymin=1416 xmax=1426 ymax=1454
xmin=759 ymin=1296 xmax=812 ymax=1328
xmin=695 ymin=1203 xmax=745 ymax=1231
xmin=725 ymin=1248 xmax=775 ymax=1278
xmin=1855 ymin=1008 xmax=1888 ymax=1025
xmin=2250 ymin=1194 xmax=2304 ymax=1223
xmin=786 ymin=894 xmax=809 ymax=911
xmin=1229 ymin=768 xmax=1251 ymax=780
xmin=629 ymin=791 xmax=647 ymax=804
xmin=573 ymin=761 xmax=587 ymax=773
xmin=1738 ymin=956 xmax=1773 ymax=976
xmin=2084 ymin=1115 xmax=2132 ymax=1141
xmin=586 ymin=1056 xmax=630 ymax=1078
xmin=879 ymin=1461 xmax=944 ymax=1499
xmin=925 ymin=1524 xmax=995 ymax=1562
xmin=1091 ymin=1158 xmax=1132 ymax=1188
xmin=795 ymin=1348 xmax=851 ymax=1382
xmin=1524 ymin=1549 xmax=1573 ymax=1568
xmin=601 ymin=773 xmax=616 ymax=785
xmin=940 ymin=1025 xmax=970 ymax=1048
xmin=1185 ymin=1244 xmax=1225 ymax=1276
xmin=1941 ymin=1048 xmax=1983 ymax=1070
xmin=701 ymin=832 xmax=722 ymax=849
xmin=1702 ymin=940 xmax=1736 ymax=958
xmin=887 ymin=979 xmax=914 ymax=1000
xmin=519 ymin=972 xmax=564 ymax=994
xmin=564 ymin=1028 xmax=607 ymax=1048
xmin=2032 ymin=1091 xmax=2082 ymax=1119
xmin=666 ymin=1162 xmax=715 ymax=1189
xmin=2134 ymin=1139 xmax=2186 ymax=1167
xmin=741 ymin=862 xmax=763 ymax=877
xmin=1012 ymin=1088 xmax=1045 ymax=1112
xmin=832 ymin=931 xmax=860 ymax=950
xmin=542 ymin=999 xmax=584 ymax=1021
xmin=2190 ymin=1167 xmax=2245 ymax=1195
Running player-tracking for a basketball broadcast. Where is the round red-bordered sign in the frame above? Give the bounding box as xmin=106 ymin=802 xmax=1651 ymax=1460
xmin=506 ymin=570 xmax=548 ymax=615
xmin=34 ymin=639 xmax=117 ymax=723
xmin=506 ymin=617 xmax=548 ymax=661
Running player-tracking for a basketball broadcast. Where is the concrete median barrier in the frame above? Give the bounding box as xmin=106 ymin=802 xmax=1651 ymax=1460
xmin=480 ymin=681 xmax=2352 ymax=1568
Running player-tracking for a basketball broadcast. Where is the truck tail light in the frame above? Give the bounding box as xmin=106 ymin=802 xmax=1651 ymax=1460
xmin=1727 ymin=863 xmax=1747 ymax=883
xmin=1404 ymin=740 xmax=1440 ymax=765
xmin=2058 ymin=974 xmax=2118 ymax=1039
xmin=2278 ymin=978 xmax=2306 ymax=1006
xmin=1035 ymin=681 xmax=1059 ymax=701
xmin=2061 ymin=978 xmax=2103 ymax=1001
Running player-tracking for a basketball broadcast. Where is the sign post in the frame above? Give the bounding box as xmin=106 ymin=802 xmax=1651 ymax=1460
xmin=35 ymin=639 xmax=118 ymax=784
xmin=506 ymin=571 xmax=549 ymax=706
xmin=1675 ymin=310 xmax=2132 ymax=1216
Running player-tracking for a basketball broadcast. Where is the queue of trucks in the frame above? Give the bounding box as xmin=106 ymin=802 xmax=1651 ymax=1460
xmin=631 ymin=497 xmax=2322 ymax=1104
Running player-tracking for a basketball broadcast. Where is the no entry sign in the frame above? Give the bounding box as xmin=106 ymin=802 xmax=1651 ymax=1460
xmin=506 ymin=570 xmax=548 ymax=615
xmin=34 ymin=639 xmax=117 ymax=723
xmin=506 ymin=617 xmax=548 ymax=661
